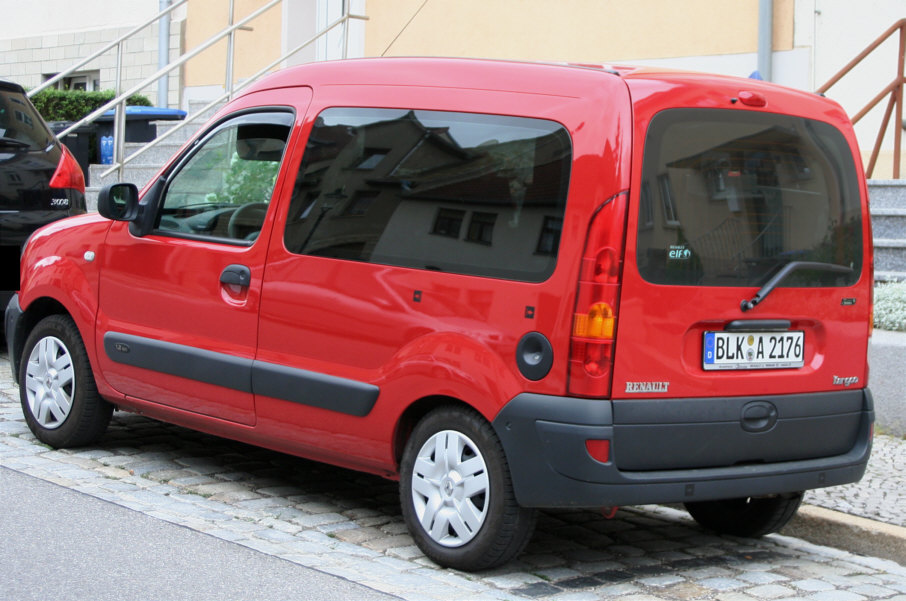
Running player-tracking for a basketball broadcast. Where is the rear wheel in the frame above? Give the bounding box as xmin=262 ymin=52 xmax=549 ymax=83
xmin=19 ymin=315 xmax=112 ymax=448
xmin=400 ymin=406 xmax=536 ymax=571
xmin=684 ymin=492 xmax=803 ymax=537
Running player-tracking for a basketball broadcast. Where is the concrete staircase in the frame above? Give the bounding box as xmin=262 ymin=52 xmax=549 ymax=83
xmin=86 ymin=101 xmax=222 ymax=210
xmin=869 ymin=180 xmax=906 ymax=282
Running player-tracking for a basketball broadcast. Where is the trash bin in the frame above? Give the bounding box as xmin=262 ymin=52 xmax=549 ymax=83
xmin=48 ymin=120 xmax=96 ymax=185
xmin=95 ymin=106 xmax=187 ymax=144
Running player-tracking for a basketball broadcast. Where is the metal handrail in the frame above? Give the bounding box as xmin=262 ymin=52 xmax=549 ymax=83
xmin=39 ymin=0 xmax=366 ymax=184
xmin=99 ymin=11 xmax=367 ymax=180
xmin=817 ymin=18 xmax=906 ymax=179
xmin=25 ymin=0 xmax=189 ymax=99
xmin=53 ymin=0 xmax=283 ymax=181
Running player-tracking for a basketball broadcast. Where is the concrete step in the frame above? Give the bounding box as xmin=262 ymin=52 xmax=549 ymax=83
xmin=867 ymin=180 xmax=906 ymax=281
xmin=871 ymin=208 xmax=906 ymax=239
xmin=874 ymin=239 xmax=906 ymax=281
xmin=868 ymin=180 xmax=906 ymax=210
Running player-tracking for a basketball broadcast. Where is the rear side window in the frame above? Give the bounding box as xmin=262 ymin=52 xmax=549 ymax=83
xmin=284 ymin=108 xmax=571 ymax=282
xmin=637 ymin=108 xmax=862 ymax=287
xmin=0 ymin=87 xmax=55 ymax=150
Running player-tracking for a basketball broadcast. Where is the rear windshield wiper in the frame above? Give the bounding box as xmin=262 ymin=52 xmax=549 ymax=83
xmin=740 ymin=261 xmax=854 ymax=312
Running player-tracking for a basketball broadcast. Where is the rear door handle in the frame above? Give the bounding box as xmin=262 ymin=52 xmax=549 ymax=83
xmin=220 ymin=264 xmax=251 ymax=287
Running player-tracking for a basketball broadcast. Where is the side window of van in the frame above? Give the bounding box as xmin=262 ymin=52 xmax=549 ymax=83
xmin=284 ymin=108 xmax=571 ymax=282
xmin=157 ymin=112 xmax=293 ymax=242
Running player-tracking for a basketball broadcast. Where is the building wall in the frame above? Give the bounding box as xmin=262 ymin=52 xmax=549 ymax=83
xmin=0 ymin=0 xmax=182 ymax=107
xmin=365 ymin=0 xmax=794 ymax=62
xmin=182 ymin=0 xmax=283 ymax=93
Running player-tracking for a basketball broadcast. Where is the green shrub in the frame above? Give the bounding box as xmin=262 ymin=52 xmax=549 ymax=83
xmin=875 ymin=281 xmax=906 ymax=332
xmin=30 ymin=89 xmax=152 ymax=123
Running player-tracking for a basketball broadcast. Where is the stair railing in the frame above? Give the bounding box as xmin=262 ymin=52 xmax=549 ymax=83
xmin=98 ymin=9 xmax=365 ymax=182
xmin=32 ymin=0 xmax=366 ymax=184
xmin=817 ymin=18 xmax=906 ymax=179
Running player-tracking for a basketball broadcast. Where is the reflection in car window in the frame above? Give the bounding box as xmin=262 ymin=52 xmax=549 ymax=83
xmin=284 ymin=108 xmax=572 ymax=282
xmin=637 ymin=109 xmax=862 ymax=288
xmin=0 ymin=88 xmax=55 ymax=150
xmin=157 ymin=112 xmax=292 ymax=243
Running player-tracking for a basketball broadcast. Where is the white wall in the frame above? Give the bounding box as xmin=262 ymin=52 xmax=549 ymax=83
xmin=0 ymin=0 xmax=160 ymax=38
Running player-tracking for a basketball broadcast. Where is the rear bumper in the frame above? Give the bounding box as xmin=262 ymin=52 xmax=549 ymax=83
xmin=492 ymin=390 xmax=873 ymax=508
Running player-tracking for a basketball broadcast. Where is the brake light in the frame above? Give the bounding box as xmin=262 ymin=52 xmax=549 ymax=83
xmin=49 ymin=144 xmax=86 ymax=194
xmin=568 ymin=192 xmax=628 ymax=397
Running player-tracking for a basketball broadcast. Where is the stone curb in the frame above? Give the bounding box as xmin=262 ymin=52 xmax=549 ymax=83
xmin=785 ymin=504 xmax=906 ymax=565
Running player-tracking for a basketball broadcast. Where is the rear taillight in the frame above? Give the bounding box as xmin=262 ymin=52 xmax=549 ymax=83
xmin=49 ymin=144 xmax=86 ymax=194
xmin=568 ymin=192 xmax=629 ymax=397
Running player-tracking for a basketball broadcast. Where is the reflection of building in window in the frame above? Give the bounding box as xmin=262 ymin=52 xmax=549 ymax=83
xmin=466 ymin=212 xmax=496 ymax=245
xmin=285 ymin=107 xmax=571 ymax=282
xmin=639 ymin=181 xmax=654 ymax=229
xmin=432 ymin=208 xmax=465 ymax=238
xmin=536 ymin=216 xmax=562 ymax=255
xmin=344 ymin=190 xmax=378 ymax=216
xmin=355 ymin=149 xmax=388 ymax=170
xmin=658 ymin=174 xmax=679 ymax=226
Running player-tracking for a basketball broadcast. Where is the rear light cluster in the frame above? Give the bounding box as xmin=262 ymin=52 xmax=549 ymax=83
xmin=568 ymin=192 xmax=628 ymax=397
xmin=49 ymin=144 xmax=86 ymax=194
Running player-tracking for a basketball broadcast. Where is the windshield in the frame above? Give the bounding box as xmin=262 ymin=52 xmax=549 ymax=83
xmin=636 ymin=108 xmax=862 ymax=288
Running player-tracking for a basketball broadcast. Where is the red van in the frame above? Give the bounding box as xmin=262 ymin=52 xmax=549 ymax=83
xmin=5 ymin=58 xmax=874 ymax=571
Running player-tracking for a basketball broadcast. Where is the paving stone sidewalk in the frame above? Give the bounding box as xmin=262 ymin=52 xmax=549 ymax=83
xmin=2 ymin=352 xmax=905 ymax=601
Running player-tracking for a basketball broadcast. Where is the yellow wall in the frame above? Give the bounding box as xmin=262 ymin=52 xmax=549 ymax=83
xmin=365 ymin=0 xmax=794 ymax=61
xmin=184 ymin=0 xmax=282 ymax=87
xmin=183 ymin=0 xmax=793 ymax=87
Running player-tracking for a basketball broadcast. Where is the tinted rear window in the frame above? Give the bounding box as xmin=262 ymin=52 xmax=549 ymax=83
xmin=0 ymin=88 xmax=54 ymax=150
xmin=284 ymin=108 xmax=571 ymax=282
xmin=637 ymin=108 xmax=862 ymax=287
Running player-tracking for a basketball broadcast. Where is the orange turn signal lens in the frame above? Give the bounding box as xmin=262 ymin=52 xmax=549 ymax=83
xmin=573 ymin=302 xmax=615 ymax=339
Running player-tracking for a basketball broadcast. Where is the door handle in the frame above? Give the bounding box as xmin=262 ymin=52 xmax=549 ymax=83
xmin=220 ymin=264 xmax=251 ymax=287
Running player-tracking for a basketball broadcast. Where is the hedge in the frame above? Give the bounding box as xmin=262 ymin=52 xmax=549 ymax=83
xmin=30 ymin=89 xmax=152 ymax=123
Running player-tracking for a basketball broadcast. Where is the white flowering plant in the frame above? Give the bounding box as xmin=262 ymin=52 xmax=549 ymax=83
xmin=874 ymin=281 xmax=906 ymax=332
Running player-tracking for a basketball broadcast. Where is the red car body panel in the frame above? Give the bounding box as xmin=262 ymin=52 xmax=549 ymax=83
xmin=10 ymin=57 xmax=873 ymax=488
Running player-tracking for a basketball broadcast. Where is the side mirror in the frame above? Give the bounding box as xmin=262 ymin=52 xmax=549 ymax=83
xmin=97 ymin=183 xmax=139 ymax=221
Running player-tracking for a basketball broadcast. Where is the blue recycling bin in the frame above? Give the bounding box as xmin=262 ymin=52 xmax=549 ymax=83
xmin=96 ymin=106 xmax=186 ymax=154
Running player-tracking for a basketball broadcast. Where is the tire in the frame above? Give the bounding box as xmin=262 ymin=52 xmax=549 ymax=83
xmin=19 ymin=315 xmax=112 ymax=448
xmin=400 ymin=406 xmax=536 ymax=571
xmin=684 ymin=492 xmax=804 ymax=537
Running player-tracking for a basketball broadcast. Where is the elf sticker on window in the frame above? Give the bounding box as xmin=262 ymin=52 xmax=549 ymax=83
xmin=668 ymin=244 xmax=691 ymax=260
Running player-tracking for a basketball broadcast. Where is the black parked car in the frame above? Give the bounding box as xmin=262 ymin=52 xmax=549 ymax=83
xmin=1 ymin=80 xmax=86 ymax=313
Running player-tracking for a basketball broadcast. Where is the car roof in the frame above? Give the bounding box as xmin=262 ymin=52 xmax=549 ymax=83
xmin=0 ymin=80 xmax=27 ymax=94
xmin=242 ymin=57 xmax=625 ymax=98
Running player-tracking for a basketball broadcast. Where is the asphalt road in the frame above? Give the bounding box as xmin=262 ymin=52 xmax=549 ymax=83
xmin=0 ymin=467 xmax=398 ymax=601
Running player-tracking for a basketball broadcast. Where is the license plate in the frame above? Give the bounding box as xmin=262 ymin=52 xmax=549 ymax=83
xmin=703 ymin=331 xmax=804 ymax=370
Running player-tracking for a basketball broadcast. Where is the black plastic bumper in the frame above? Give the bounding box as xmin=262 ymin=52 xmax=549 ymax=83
xmin=492 ymin=390 xmax=873 ymax=509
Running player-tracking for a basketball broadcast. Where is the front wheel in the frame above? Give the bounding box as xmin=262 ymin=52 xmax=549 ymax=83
xmin=684 ymin=492 xmax=803 ymax=537
xmin=19 ymin=315 xmax=112 ymax=448
xmin=400 ymin=406 xmax=536 ymax=571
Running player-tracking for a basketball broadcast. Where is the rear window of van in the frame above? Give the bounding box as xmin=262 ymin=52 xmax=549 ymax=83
xmin=284 ymin=108 xmax=572 ymax=282
xmin=637 ymin=108 xmax=862 ymax=287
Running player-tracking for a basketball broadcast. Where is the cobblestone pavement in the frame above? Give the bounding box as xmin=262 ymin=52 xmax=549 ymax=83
xmin=804 ymin=434 xmax=906 ymax=528
xmin=2 ymin=352 xmax=905 ymax=601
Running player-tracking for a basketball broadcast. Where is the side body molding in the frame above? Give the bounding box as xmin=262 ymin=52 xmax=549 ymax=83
xmin=103 ymin=332 xmax=379 ymax=417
